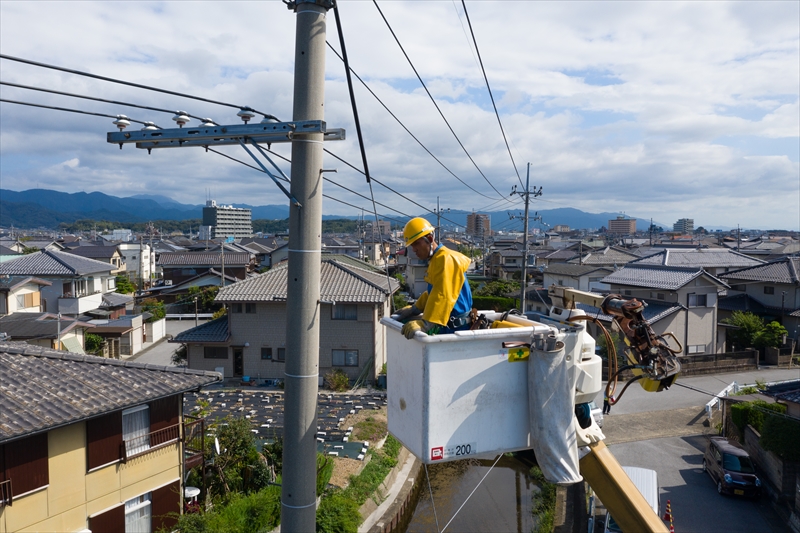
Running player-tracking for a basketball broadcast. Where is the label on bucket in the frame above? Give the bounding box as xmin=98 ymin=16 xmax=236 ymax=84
xmin=431 ymin=442 xmax=477 ymax=461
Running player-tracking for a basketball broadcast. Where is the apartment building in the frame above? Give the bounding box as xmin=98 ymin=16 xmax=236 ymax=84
xmin=607 ymin=216 xmax=636 ymax=235
xmin=466 ymin=213 xmax=491 ymax=240
xmin=0 ymin=342 xmax=220 ymax=533
xmin=673 ymin=218 xmax=694 ymax=234
xmin=201 ymin=200 xmax=253 ymax=240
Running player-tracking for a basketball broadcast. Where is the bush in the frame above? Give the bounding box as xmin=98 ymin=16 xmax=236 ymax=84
xmin=529 ymin=466 xmax=557 ymax=533
xmin=731 ymin=400 xmax=787 ymax=434
xmin=325 ymin=369 xmax=350 ymax=392
xmin=165 ymin=486 xmax=282 ymax=533
xmin=84 ymin=333 xmax=104 ymax=354
xmin=760 ymin=415 xmax=800 ymax=461
xmin=472 ymin=295 xmax=516 ymax=312
xmin=317 ymin=453 xmax=334 ymax=496
xmin=140 ymin=298 xmax=166 ymax=322
xmin=316 ymin=490 xmax=362 ymax=533
xmin=171 ymin=344 xmax=187 ymax=365
xmin=115 ymin=275 xmax=136 ymax=294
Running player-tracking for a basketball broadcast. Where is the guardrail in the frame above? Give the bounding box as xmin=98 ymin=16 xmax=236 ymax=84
xmin=165 ymin=314 xmax=215 ymax=320
xmin=705 ymin=381 xmax=739 ymax=420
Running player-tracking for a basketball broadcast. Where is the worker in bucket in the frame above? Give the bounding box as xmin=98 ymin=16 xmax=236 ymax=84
xmin=394 ymin=217 xmax=473 ymax=339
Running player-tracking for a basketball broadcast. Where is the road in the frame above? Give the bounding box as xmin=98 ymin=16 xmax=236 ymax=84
xmin=129 ymin=319 xmax=205 ymax=365
xmin=594 ymin=367 xmax=798 ymax=533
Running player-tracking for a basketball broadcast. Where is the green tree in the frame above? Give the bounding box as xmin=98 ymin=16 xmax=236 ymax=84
xmin=171 ymin=344 xmax=187 ymax=365
xmin=22 ymin=246 xmax=40 ymax=254
xmin=140 ymin=298 xmax=166 ymax=322
xmin=723 ymin=311 xmax=765 ymax=349
xmin=188 ymin=286 xmax=219 ymax=311
xmin=474 ymin=279 xmax=520 ymax=297
xmin=115 ymin=275 xmax=136 ymax=294
xmin=755 ymin=321 xmax=788 ymax=349
xmin=85 ymin=333 xmax=104 ymax=354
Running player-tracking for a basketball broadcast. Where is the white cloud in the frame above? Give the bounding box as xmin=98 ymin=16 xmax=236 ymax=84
xmin=0 ymin=1 xmax=798 ymax=230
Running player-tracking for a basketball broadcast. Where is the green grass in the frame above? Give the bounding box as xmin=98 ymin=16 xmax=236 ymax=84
xmin=529 ymin=466 xmax=557 ymax=533
xmin=352 ymin=416 xmax=388 ymax=443
xmin=341 ymin=435 xmax=400 ymax=506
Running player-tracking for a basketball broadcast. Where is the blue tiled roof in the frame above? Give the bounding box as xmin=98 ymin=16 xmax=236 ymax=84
xmin=0 ymin=250 xmax=114 ymax=276
xmin=171 ymin=316 xmax=230 ymax=343
xmin=602 ymin=264 xmax=728 ymax=290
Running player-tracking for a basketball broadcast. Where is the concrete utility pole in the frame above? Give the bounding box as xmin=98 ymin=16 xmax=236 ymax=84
xmin=510 ymin=163 xmax=542 ymax=313
xmin=283 ymin=1 xmax=330 ymax=530
xmin=434 ymin=196 xmax=450 ymax=243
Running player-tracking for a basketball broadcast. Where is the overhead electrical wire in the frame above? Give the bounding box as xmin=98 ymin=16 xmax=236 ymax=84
xmin=372 ymin=0 xmax=507 ymax=199
xmin=326 ymin=43 xmax=509 ymax=203
xmin=0 ymin=81 xmax=210 ymax=123
xmin=0 ymin=98 xmax=159 ymax=127
xmin=0 ymin=54 xmax=277 ymax=120
xmin=459 ymin=0 xmax=524 ymax=189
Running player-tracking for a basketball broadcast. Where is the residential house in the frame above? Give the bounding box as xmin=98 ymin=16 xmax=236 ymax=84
xmin=542 ymin=264 xmax=614 ymax=292
xmin=117 ymin=242 xmax=154 ymax=286
xmin=0 ymin=276 xmax=51 ymax=315
xmin=397 ymin=247 xmax=431 ymax=298
xmin=157 ymin=251 xmax=254 ymax=286
xmin=719 ymin=257 xmax=800 ymax=341
xmin=0 ymin=246 xmax=21 ymax=264
xmin=65 ymin=245 xmax=127 ymax=276
xmin=489 ymin=248 xmax=525 ymax=280
xmin=0 ymin=312 xmax=94 ymax=353
xmin=15 ymin=240 xmax=66 ymax=253
xmin=88 ymin=314 xmax=148 ymax=357
xmin=629 ymin=248 xmax=765 ymax=277
xmin=174 ymin=256 xmax=399 ymax=383
xmin=321 ymin=237 xmax=360 ymax=259
xmin=602 ymin=264 xmax=729 ymax=355
xmin=0 ymin=341 xmax=220 ymax=533
xmin=0 ymin=251 xmax=117 ymax=316
xmin=567 ymin=245 xmax=640 ymax=268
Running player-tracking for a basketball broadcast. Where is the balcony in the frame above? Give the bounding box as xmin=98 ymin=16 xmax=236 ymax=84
xmin=0 ymin=479 xmax=11 ymax=508
xmin=58 ymin=291 xmax=104 ymax=315
xmin=120 ymin=423 xmax=180 ymax=463
xmin=183 ymin=416 xmax=206 ymax=471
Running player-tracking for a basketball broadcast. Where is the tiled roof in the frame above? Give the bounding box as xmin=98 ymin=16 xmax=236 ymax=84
xmin=0 ymin=245 xmax=20 ymax=255
xmin=64 ymin=246 xmax=120 ymax=259
xmin=525 ymin=289 xmax=683 ymax=325
xmin=101 ymin=292 xmax=133 ymax=308
xmin=0 ymin=341 xmax=221 ymax=443
xmin=0 ymin=313 xmax=94 ymax=339
xmin=0 ymin=250 xmax=115 ymax=276
xmin=720 ymin=257 xmax=800 ymax=284
xmin=631 ymin=249 xmax=765 ymax=269
xmin=543 ymin=249 xmax=579 ymax=260
xmin=717 ymin=294 xmax=768 ymax=313
xmin=569 ymin=246 xmax=639 ymax=266
xmin=171 ymin=316 xmax=230 ymax=343
xmin=215 ymin=258 xmax=399 ymax=304
xmin=602 ymin=264 xmax=728 ymax=291
xmin=0 ymin=276 xmax=51 ymax=291
xmin=157 ymin=251 xmax=252 ymax=266
xmin=544 ymin=263 xmax=614 ymax=276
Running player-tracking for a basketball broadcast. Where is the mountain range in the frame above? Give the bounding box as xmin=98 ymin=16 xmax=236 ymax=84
xmin=1 ymin=188 xmax=673 ymax=232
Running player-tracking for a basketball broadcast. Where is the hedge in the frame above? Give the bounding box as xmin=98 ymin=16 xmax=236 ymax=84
xmin=472 ymin=296 xmax=517 ymax=312
xmin=730 ymin=400 xmax=786 ymax=434
xmin=760 ymin=415 xmax=800 ymax=461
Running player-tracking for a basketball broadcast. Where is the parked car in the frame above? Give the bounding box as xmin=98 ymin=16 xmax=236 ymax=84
xmin=604 ymin=466 xmax=660 ymax=533
xmin=703 ymin=436 xmax=761 ymax=498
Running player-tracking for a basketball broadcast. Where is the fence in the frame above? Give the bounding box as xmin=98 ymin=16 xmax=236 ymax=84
xmin=120 ymin=423 xmax=180 ymax=463
xmin=705 ymin=381 xmax=739 ymax=420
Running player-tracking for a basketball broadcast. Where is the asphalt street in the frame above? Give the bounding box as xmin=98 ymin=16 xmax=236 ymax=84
xmin=129 ymin=319 xmax=203 ymax=365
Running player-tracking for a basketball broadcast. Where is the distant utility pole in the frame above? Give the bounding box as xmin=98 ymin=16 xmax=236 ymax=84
xmin=509 ymin=163 xmax=542 ymax=313
xmin=433 ymin=196 xmax=450 ymax=243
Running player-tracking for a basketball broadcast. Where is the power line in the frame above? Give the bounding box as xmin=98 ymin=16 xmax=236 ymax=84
xmin=0 ymin=54 xmax=277 ymax=119
xmin=0 ymin=98 xmax=158 ymax=127
xmin=371 ymin=0 xmax=507 ymax=199
xmin=326 ymin=42 xmax=508 ymax=203
xmin=460 ymin=0 xmax=523 ymax=189
xmin=0 ymin=81 xmax=210 ymax=123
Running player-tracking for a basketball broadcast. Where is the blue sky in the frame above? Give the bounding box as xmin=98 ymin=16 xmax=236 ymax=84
xmin=0 ymin=1 xmax=798 ymax=230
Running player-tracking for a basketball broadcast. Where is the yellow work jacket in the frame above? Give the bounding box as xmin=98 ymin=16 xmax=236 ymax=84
xmin=420 ymin=245 xmax=472 ymax=326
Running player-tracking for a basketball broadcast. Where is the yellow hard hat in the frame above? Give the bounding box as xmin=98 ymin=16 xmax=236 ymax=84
xmin=404 ymin=217 xmax=434 ymax=247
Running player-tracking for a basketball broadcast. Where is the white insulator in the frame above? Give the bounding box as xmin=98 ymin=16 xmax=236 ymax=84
xmin=113 ymin=115 xmax=131 ymax=131
xmin=198 ymin=118 xmax=216 ymax=127
xmin=237 ymin=109 xmax=256 ymax=123
xmin=172 ymin=111 xmax=190 ymax=127
xmin=141 ymin=121 xmax=158 ymax=130
xmin=260 ymin=116 xmax=279 ymax=124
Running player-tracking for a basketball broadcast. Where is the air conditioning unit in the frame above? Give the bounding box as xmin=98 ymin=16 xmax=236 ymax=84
xmin=164 ymin=280 xmax=173 ymax=286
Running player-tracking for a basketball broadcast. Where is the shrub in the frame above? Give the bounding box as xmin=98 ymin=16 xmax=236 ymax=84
xmin=171 ymin=344 xmax=187 ymax=365
xmin=84 ymin=333 xmax=104 ymax=354
xmin=317 ymin=453 xmax=334 ymax=496
xmin=316 ymin=490 xmax=362 ymax=533
xmin=472 ymin=295 xmax=516 ymax=312
xmin=529 ymin=466 xmax=557 ymax=533
xmin=760 ymin=415 xmax=800 ymax=461
xmin=140 ymin=298 xmax=166 ymax=322
xmin=731 ymin=400 xmax=787 ymax=434
xmin=325 ymin=369 xmax=350 ymax=392
xmin=115 ymin=275 xmax=136 ymax=294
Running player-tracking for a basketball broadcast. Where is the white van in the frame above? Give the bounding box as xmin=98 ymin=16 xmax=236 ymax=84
xmin=604 ymin=466 xmax=660 ymax=533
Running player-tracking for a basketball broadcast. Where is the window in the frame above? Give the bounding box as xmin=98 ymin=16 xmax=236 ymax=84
xmin=0 ymin=433 xmax=49 ymax=498
xmin=332 ymin=349 xmax=358 ymax=367
xmin=657 ymin=293 xmax=665 ymax=300
xmin=332 ymin=304 xmax=357 ymax=320
xmin=731 ymin=284 xmax=746 ymax=292
xmin=231 ymin=303 xmax=243 ymax=313
xmin=245 ymin=303 xmax=256 ymax=313
xmin=688 ymin=345 xmax=706 ymax=354
xmin=261 ymin=347 xmax=272 ymax=360
xmin=688 ymin=293 xmax=707 ymax=307
xmin=123 ymin=405 xmax=150 ymax=457
xmin=764 ymin=286 xmax=775 ymax=295
xmin=124 ymin=492 xmax=152 ymax=533
xmin=204 ymin=346 xmax=228 ymax=359
xmin=108 ymin=278 xmax=116 ymax=290
xmin=277 ymin=347 xmax=286 ymax=362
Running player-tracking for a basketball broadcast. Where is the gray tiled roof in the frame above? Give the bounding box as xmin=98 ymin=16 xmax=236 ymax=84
xmin=157 ymin=251 xmax=252 ymax=266
xmin=0 ymin=245 xmax=20 ymax=255
xmin=215 ymin=258 xmax=399 ymax=304
xmin=0 ymin=341 xmax=221 ymax=443
xmin=543 ymin=249 xmax=579 ymax=260
xmin=569 ymin=246 xmax=639 ymax=266
xmin=171 ymin=316 xmax=230 ymax=343
xmin=0 ymin=250 xmax=114 ymax=276
xmin=720 ymin=257 xmax=800 ymax=284
xmin=101 ymin=292 xmax=133 ymax=308
xmin=0 ymin=313 xmax=94 ymax=339
xmin=64 ymin=245 xmax=120 ymax=259
xmin=631 ymin=249 xmax=765 ymax=269
xmin=0 ymin=276 xmax=52 ymax=291
xmin=602 ymin=264 xmax=728 ymax=290
xmin=545 ymin=263 xmax=614 ymax=276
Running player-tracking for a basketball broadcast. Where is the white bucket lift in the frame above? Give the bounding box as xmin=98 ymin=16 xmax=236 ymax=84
xmin=380 ymin=310 xmax=603 ymax=465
